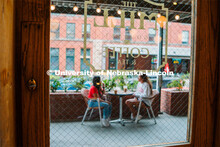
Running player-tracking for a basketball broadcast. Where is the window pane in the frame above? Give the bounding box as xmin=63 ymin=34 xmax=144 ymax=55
xmin=80 ymin=58 xmax=90 ymax=71
xmin=82 ymin=24 xmax=91 ymax=33
xmin=125 ymin=27 xmax=132 ymax=41
xmin=182 ymin=31 xmax=189 ymax=44
xmin=82 ymin=24 xmax=91 ymax=39
xmin=149 ymin=28 xmax=156 ymax=42
xmin=81 ymin=48 xmax=90 ymax=56
xmin=66 ymin=48 xmax=74 ymax=70
xmin=66 ymin=23 xmax=75 ymax=39
xmin=113 ymin=26 xmax=121 ymax=40
xmin=50 ymin=48 xmax=59 ymax=70
xmin=50 ymin=22 xmax=60 ymax=39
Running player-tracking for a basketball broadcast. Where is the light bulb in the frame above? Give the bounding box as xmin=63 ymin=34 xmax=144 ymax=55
xmin=137 ymin=11 xmax=141 ymax=17
xmin=96 ymin=7 xmax=101 ymax=13
xmin=73 ymin=5 xmax=78 ymax=12
xmin=117 ymin=8 xmax=122 ymax=15
xmin=175 ymin=14 xmax=180 ymax=20
xmin=173 ymin=2 xmax=177 ymax=5
xmin=51 ymin=5 xmax=55 ymax=11
xmin=157 ymin=13 xmax=161 ymax=18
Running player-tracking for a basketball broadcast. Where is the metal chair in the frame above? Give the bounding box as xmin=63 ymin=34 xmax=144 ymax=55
xmin=81 ymin=88 xmax=103 ymax=127
xmin=135 ymin=90 xmax=159 ymax=124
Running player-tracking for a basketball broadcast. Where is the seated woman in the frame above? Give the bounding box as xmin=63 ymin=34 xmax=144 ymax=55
xmin=125 ymin=74 xmax=153 ymax=121
xmin=88 ymin=76 xmax=112 ymax=127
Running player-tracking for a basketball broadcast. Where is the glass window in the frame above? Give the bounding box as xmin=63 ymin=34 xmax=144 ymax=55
xmin=66 ymin=48 xmax=75 ymax=70
xmin=80 ymin=48 xmax=90 ymax=71
xmin=66 ymin=23 xmax=75 ymax=39
xmin=50 ymin=48 xmax=59 ymax=70
xmin=113 ymin=26 xmax=121 ymax=40
xmin=182 ymin=31 xmax=189 ymax=45
xmin=125 ymin=27 xmax=132 ymax=41
xmin=148 ymin=28 xmax=156 ymax=42
xmin=81 ymin=48 xmax=90 ymax=56
xmin=125 ymin=55 xmax=134 ymax=70
xmin=82 ymin=24 xmax=91 ymax=39
xmin=151 ymin=56 xmax=157 ymax=70
xmin=80 ymin=58 xmax=90 ymax=71
xmin=50 ymin=22 xmax=60 ymax=39
xmin=109 ymin=51 xmax=117 ymax=70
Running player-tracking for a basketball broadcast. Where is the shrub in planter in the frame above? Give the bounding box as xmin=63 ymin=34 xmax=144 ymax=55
xmin=103 ymin=77 xmax=117 ymax=91
xmin=72 ymin=76 xmax=86 ymax=92
xmin=167 ymin=79 xmax=185 ymax=91
xmin=50 ymin=79 xmax=61 ymax=93
xmin=161 ymin=75 xmax=189 ymax=116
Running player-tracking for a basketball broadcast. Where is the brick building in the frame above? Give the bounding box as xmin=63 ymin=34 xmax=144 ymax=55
xmin=50 ymin=13 xmax=191 ymax=73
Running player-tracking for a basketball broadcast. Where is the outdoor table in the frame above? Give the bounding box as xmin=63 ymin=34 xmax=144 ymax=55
xmin=108 ymin=91 xmax=133 ymax=126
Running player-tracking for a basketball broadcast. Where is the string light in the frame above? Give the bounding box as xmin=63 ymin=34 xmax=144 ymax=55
xmin=137 ymin=11 xmax=141 ymax=17
xmin=175 ymin=14 xmax=180 ymax=20
xmin=73 ymin=4 xmax=78 ymax=12
xmin=157 ymin=13 xmax=161 ymax=18
xmin=173 ymin=1 xmax=178 ymax=5
xmin=117 ymin=7 xmax=122 ymax=15
xmin=96 ymin=4 xmax=101 ymax=13
xmin=51 ymin=4 xmax=56 ymax=11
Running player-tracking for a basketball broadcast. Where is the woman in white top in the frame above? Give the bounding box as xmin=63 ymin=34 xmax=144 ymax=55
xmin=125 ymin=74 xmax=153 ymax=120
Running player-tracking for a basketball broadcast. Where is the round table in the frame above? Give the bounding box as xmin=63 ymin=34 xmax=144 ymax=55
xmin=108 ymin=91 xmax=133 ymax=126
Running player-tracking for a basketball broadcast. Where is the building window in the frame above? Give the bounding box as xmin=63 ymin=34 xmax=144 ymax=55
xmin=182 ymin=31 xmax=189 ymax=45
xmin=50 ymin=48 xmax=59 ymax=70
xmin=80 ymin=48 xmax=90 ymax=71
xmin=82 ymin=24 xmax=91 ymax=39
xmin=50 ymin=22 xmax=60 ymax=39
xmin=66 ymin=23 xmax=75 ymax=39
xmin=80 ymin=48 xmax=90 ymax=57
xmin=151 ymin=56 xmax=157 ymax=70
xmin=125 ymin=55 xmax=134 ymax=70
xmin=125 ymin=26 xmax=132 ymax=41
xmin=148 ymin=28 xmax=156 ymax=42
xmin=113 ymin=26 xmax=121 ymax=40
xmin=109 ymin=51 xmax=117 ymax=70
xmin=66 ymin=48 xmax=75 ymax=70
xmin=182 ymin=59 xmax=189 ymax=73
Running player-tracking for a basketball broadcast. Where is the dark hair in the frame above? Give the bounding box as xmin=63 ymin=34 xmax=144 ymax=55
xmin=140 ymin=74 xmax=153 ymax=95
xmin=92 ymin=76 xmax=102 ymax=98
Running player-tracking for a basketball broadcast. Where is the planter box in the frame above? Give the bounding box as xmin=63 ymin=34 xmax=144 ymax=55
xmin=161 ymin=89 xmax=189 ymax=116
xmin=50 ymin=91 xmax=160 ymax=122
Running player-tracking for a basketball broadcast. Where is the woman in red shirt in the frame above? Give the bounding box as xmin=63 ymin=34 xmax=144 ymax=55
xmin=88 ymin=76 xmax=112 ymax=127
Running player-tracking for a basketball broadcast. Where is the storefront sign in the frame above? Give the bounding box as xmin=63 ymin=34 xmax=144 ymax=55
xmin=82 ymin=0 xmax=169 ymax=72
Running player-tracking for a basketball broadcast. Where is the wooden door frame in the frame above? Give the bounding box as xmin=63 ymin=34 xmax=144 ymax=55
xmin=14 ymin=0 xmax=220 ymax=147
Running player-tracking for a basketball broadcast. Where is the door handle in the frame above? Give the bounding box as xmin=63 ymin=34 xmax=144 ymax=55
xmin=27 ymin=79 xmax=37 ymax=91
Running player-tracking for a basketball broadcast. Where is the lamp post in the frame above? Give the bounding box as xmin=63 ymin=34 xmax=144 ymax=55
xmin=156 ymin=16 xmax=166 ymax=114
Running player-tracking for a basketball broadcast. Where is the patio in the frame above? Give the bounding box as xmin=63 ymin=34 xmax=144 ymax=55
xmin=50 ymin=113 xmax=188 ymax=147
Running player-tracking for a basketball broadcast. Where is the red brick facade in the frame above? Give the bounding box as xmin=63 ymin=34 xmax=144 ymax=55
xmin=161 ymin=89 xmax=189 ymax=116
xmin=50 ymin=14 xmax=191 ymax=73
xmin=50 ymin=92 xmax=159 ymax=122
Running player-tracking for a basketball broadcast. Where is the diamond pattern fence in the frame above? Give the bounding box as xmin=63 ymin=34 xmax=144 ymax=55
xmin=49 ymin=0 xmax=192 ymax=146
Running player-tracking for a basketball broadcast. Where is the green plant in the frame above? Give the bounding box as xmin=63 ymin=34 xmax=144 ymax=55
xmin=50 ymin=79 xmax=61 ymax=92
xmin=167 ymin=79 xmax=185 ymax=91
xmin=181 ymin=72 xmax=190 ymax=79
xmin=127 ymin=80 xmax=138 ymax=91
xmin=50 ymin=75 xmax=61 ymax=81
xmin=116 ymin=75 xmax=126 ymax=90
xmin=72 ymin=76 xmax=86 ymax=92
xmin=103 ymin=77 xmax=117 ymax=91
